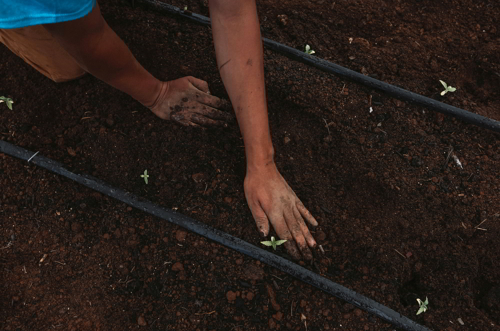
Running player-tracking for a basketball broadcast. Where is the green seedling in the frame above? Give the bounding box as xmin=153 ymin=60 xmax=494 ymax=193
xmin=439 ymin=80 xmax=456 ymax=96
xmin=304 ymin=44 xmax=315 ymax=55
xmin=183 ymin=5 xmax=188 ymax=11
xmin=261 ymin=236 xmax=287 ymax=250
xmin=140 ymin=170 xmax=149 ymax=184
xmin=416 ymin=297 xmax=429 ymax=315
xmin=0 ymin=97 xmax=14 ymax=110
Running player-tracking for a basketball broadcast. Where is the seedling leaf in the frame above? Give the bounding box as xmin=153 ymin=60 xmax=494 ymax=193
xmin=304 ymin=44 xmax=315 ymax=55
xmin=416 ymin=297 xmax=429 ymax=315
xmin=0 ymin=97 xmax=14 ymax=110
xmin=140 ymin=170 xmax=149 ymax=184
xmin=261 ymin=236 xmax=287 ymax=250
xmin=439 ymin=80 xmax=456 ymax=96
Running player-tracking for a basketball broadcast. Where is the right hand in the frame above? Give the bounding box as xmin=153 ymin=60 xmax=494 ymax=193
xmin=244 ymin=161 xmax=318 ymax=260
xmin=148 ymin=76 xmax=234 ymax=127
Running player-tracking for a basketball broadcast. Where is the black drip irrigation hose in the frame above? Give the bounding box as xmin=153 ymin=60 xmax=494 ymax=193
xmin=1 ymin=142 xmax=432 ymax=331
xmin=139 ymin=0 xmax=500 ymax=134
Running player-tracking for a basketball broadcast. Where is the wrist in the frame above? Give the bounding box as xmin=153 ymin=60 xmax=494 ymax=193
xmin=142 ymin=79 xmax=167 ymax=109
xmin=246 ymin=147 xmax=275 ymax=174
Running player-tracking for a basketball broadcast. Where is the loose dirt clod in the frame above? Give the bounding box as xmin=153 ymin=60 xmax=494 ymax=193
xmin=137 ymin=316 xmax=147 ymax=326
xmin=266 ymin=283 xmax=281 ymax=311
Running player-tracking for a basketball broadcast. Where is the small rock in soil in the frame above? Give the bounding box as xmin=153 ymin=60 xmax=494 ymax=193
xmin=137 ymin=316 xmax=147 ymax=326
xmin=172 ymin=262 xmax=184 ymax=271
xmin=284 ymin=136 xmax=291 ymax=144
xmin=277 ymin=14 xmax=288 ymax=26
xmin=316 ymin=230 xmax=327 ymax=241
xmin=266 ymin=283 xmax=281 ymax=311
xmin=246 ymin=291 xmax=254 ymax=300
xmin=226 ymin=290 xmax=237 ymax=301
xmin=176 ymin=230 xmax=187 ymax=242
xmin=67 ymin=147 xmax=77 ymax=156
xmin=243 ymin=263 xmax=265 ymax=280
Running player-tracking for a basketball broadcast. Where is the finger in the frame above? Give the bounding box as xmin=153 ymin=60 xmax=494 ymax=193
xmin=269 ymin=214 xmax=300 ymax=260
xmin=197 ymin=105 xmax=234 ymax=122
xmin=283 ymin=240 xmax=301 ymax=261
xmin=171 ymin=113 xmax=201 ymax=127
xmin=284 ymin=210 xmax=313 ymax=260
xmin=198 ymin=93 xmax=233 ymax=113
xmin=187 ymin=76 xmax=210 ymax=94
xmin=296 ymin=201 xmax=318 ymax=227
xmin=249 ymin=202 xmax=270 ymax=237
xmin=190 ymin=113 xmax=228 ymax=128
xmin=293 ymin=207 xmax=317 ymax=248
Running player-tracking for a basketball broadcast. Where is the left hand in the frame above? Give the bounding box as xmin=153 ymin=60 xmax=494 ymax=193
xmin=148 ymin=76 xmax=233 ymax=127
xmin=244 ymin=162 xmax=318 ymax=260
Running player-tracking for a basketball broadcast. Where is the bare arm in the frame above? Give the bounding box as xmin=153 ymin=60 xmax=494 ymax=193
xmin=210 ymin=0 xmax=318 ymax=260
xmin=44 ymin=4 xmax=231 ymax=126
xmin=43 ymin=3 xmax=161 ymax=106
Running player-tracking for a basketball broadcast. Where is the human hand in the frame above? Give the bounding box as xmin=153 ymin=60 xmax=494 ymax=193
xmin=244 ymin=162 xmax=318 ymax=260
xmin=148 ymin=76 xmax=233 ymax=126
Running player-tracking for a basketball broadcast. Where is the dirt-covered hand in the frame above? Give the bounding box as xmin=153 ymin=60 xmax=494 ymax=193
xmin=244 ymin=162 xmax=318 ymax=260
xmin=148 ymin=76 xmax=233 ymax=127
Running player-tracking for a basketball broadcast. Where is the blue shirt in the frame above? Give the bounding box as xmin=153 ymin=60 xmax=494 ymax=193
xmin=0 ymin=0 xmax=96 ymax=29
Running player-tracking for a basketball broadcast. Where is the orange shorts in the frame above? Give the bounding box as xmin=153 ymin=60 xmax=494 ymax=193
xmin=0 ymin=25 xmax=86 ymax=82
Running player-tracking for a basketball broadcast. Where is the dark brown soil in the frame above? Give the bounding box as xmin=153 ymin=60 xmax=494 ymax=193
xmin=1 ymin=0 xmax=499 ymax=330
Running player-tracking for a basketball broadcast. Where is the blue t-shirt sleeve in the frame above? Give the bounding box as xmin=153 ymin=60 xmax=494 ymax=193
xmin=0 ymin=0 xmax=97 ymax=29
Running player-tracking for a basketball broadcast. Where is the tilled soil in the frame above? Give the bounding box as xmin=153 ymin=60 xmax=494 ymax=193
xmin=1 ymin=0 xmax=499 ymax=330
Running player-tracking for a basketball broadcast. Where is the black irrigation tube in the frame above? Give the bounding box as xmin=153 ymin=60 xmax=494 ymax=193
xmin=139 ymin=0 xmax=500 ymax=134
xmin=1 ymin=142 xmax=431 ymax=331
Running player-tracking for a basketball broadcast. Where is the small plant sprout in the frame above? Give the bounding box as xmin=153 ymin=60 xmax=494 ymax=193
xmin=304 ymin=44 xmax=315 ymax=55
xmin=439 ymin=80 xmax=456 ymax=96
xmin=261 ymin=236 xmax=287 ymax=250
xmin=416 ymin=297 xmax=429 ymax=315
xmin=140 ymin=170 xmax=149 ymax=184
xmin=0 ymin=96 xmax=14 ymax=110
xmin=183 ymin=5 xmax=188 ymax=11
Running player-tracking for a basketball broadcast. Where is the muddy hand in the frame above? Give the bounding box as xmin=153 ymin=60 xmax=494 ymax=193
xmin=244 ymin=162 xmax=318 ymax=260
xmin=148 ymin=76 xmax=233 ymax=127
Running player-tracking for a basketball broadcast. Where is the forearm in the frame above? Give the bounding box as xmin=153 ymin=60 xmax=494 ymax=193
xmin=44 ymin=4 xmax=161 ymax=106
xmin=210 ymin=0 xmax=274 ymax=171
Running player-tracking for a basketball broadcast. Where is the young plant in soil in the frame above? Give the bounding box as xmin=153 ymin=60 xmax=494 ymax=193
xmin=0 ymin=96 xmax=14 ymax=110
xmin=439 ymin=80 xmax=456 ymax=96
xmin=140 ymin=170 xmax=149 ymax=184
xmin=304 ymin=44 xmax=315 ymax=55
xmin=416 ymin=297 xmax=429 ymax=315
xmin=261 ymin=236 xmax=287 ymax=250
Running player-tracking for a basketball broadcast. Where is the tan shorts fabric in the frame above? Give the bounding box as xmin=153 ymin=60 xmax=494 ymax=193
xmin=0 ymin=25 xmax=86 ymax=82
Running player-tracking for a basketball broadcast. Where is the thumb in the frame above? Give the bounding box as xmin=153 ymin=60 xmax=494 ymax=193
xmin=187 ymin=76 xmax=211 ymax=94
